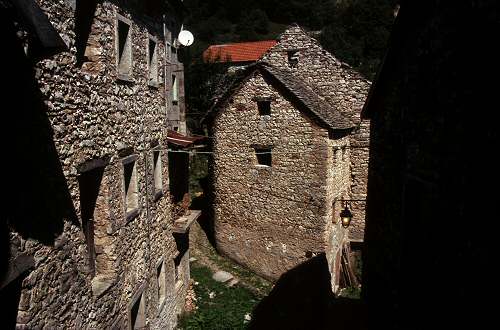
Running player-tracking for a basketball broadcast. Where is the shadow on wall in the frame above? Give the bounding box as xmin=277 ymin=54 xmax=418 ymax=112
xmin=190 ymin=176 xmax=216 ymax=247
xmin=1 ymin=8 xmax=78 ymax=284
xmin=249 ymin=253 xmax=366 ymax=330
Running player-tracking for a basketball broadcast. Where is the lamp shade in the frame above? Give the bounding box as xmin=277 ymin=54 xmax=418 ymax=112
xmin=340 ymin=206 xmax=353 ymax=228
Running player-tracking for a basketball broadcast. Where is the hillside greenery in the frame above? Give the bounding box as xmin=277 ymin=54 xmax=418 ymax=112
xmin=180 ymin=0 xmax=398 ymax=132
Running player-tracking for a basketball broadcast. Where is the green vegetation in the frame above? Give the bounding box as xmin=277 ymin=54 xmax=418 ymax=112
xmin=339 ymin=286 xmax=361 ymax=299
xmin=178 ymin=263 xmax=263 ymax=330
xmin=188 ymin=154 xmax=209 ymax=197
xmin=181 ymin=0 xmax=398 ymax=133
xmin=201 ymin=246 xmax=272 ymax=298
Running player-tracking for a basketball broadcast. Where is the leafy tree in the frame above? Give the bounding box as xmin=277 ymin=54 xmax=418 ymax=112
xmin=182 ymin=0 xmax=398 ymax=131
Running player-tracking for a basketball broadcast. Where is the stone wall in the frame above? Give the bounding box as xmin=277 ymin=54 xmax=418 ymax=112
xmin=262 ymin=25 xmax=371 ymax=242
xmin=210 ymin=71 xmax=350 ymax=283
xmin=3 ymin=0 xmax=189 ymax=328
xmin=361 ymin=3 xmax=499 ymax=328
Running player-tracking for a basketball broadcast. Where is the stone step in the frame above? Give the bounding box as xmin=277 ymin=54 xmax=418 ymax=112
xmin=212 ymin=270 xmax=234 ymax=283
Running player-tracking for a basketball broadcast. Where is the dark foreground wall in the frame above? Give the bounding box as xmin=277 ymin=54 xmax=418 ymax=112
xmin=362 ymin=1 xmax=499 ymax=329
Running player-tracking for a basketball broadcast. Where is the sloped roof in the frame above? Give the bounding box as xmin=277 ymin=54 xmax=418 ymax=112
xmin=167 ymin=130 xmax=206 ymax=148
xmin=262 ymin=64 xmax=354 ymax=130
xmin=204 ymin=62 xmax=354 ymax=131
xmin=203 ymin=40 xmax=278 ymax=63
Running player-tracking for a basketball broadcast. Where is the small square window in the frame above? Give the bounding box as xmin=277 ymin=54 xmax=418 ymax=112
xmin=255 ymin=148 xmax=272 ymax=167
xmin=257 ymin=101 xmax=271 ymax=116
xmin=116 ymin=16 xmax=132 ymax=78
xmin=148 ymin=37 xmax=158 ymax=85
xmin=124 ymin=160 xmax=139 ymax=214
xmin=287 ymin=50 xmax=299 ymax=67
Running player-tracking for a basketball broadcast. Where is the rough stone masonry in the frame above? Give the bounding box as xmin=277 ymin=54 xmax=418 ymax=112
xmin=207 ymin=25 xmax=370 ymax=291
xmin=1 ymin=0 xmax=190 ymax=329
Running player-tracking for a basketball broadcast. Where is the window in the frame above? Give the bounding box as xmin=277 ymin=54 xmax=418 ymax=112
xmin=79 ymin=167 xmax=105 ymax=277
xmin=130 ymin=291 xmax=146 ymax=329
xmin=287 ymin=50 xmax=299 ymax=67
xmin=174 ymin=255 xmax=181 ymax=283
xmin=172 ymin=74 xmax=179 ymax=104
xmin=123 ymin=158 xmax=139 ymax=217
xmin=148 ymin=37 xmax=158 ymax=86
xmin=255 ymin=148 xmax=272 ymax=167
xmin=116 ymin=16 xmax=132 ymax=78
xmin=257 ymin=100 xmax=271 ymax=116
xmin=153 ymin=150 xmax=163 ymax=196
xmin=173 ymin=126 xmax=179 ymax=132
xmin=157 ymin=260 xmax=166 ymax=305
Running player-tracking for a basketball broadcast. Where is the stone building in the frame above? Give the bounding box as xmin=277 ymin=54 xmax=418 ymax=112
xmin=361 ymin=1 xmax=498 ymax=329
xmin=0 ymin=0 xmax=194 ymax=328
xmin=205 ymin=25 xmax=370 ymax=290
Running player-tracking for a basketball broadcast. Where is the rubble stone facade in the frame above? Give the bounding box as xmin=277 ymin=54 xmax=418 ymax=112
xmin=1 ymin=0 xmax=190 ymax=329
xmin=208 ymin=25 xmax=369 ymax=289
xmin=261 ymin=25 xmax=371 ymax=241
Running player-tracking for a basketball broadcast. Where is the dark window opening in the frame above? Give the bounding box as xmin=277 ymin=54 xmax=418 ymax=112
xmin=255 ymin=148 xmax=272 ymax=167
xmin=173 ymin=233 xmax=189 ymax=284
xmin=124 ymin=160 xmax=139 ymax=214
xmin=157 ymin=261 xmax=166 ymax=304
xmin=174 ymin=255 xmax=181 ymax=283
xmin=148 ymin=38 xmax=158 ymax=85
xmin=168 ymin=150 xmax=189 ymax=204
xmin=173 ymin=126 xmax=179 ymax=132
xmin=287 ymin=50 xmax=299 ymax=67
xmin=78 ymin=167 xmax=105 ymax=277
xmin=257 ymin=101 xmax=271 ymax=116
xmin=130 ymin=292 xmax=146 ymax=329
xmin=117 ymin=18 xmax=132 ymax=76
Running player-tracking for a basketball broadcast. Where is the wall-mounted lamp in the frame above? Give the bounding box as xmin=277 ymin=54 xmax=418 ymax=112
xmin=339 ymin=202 xmax=353 ymax=228
xmin=334 ymin=199 xmax=366 ymax=228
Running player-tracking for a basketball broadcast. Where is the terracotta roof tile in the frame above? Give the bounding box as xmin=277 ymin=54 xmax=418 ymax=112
xmin=203 ymin=40 xmax=277 ymax=63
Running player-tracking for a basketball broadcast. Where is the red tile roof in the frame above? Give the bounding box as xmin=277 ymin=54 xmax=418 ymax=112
xmin=203 ymin=40 xmax=277 ymax=63
xmin=167 ymin=130 xmax=206 ymax=148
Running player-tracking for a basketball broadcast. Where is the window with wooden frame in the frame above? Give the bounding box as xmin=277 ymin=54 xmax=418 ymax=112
xmin=116 ymin=14 xmax=132 ymax=79
xmin=147 ymin=36 xmax=159 ymax=86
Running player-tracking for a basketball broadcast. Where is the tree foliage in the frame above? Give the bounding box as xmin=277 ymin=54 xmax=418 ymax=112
xmin=181 ymin=0 xmax=398 ymax=132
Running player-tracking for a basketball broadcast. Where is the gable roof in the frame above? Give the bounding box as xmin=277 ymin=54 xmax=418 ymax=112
xmin=203 ymin=40 xmax=278 ymax=63
xmin=204 ymin=62 xmax=354 ymax=131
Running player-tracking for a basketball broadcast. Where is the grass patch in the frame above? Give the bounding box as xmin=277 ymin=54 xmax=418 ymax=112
xmin=204 ymin=250 xmax=272 ymax=298
xmin=178 ymin=263 xmax=261 ymax=330
xmin=338 ymin=286 xmax=361 ymax=299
